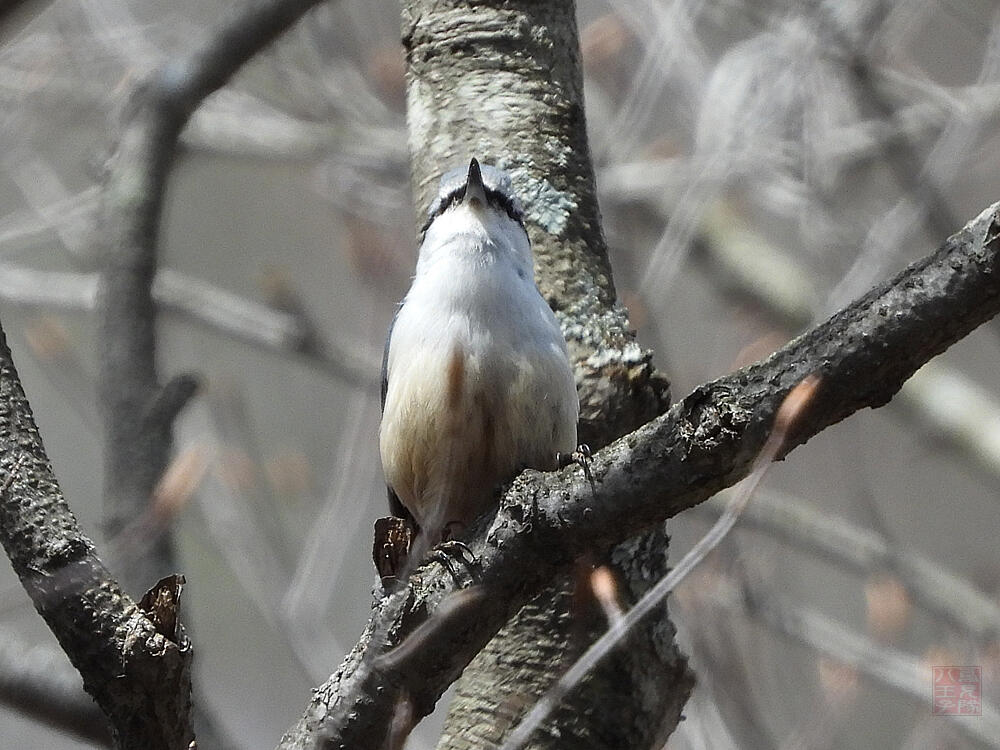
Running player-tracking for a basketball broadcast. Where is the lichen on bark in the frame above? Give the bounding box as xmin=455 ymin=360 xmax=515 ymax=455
xmin=401 ymin=2 xmax=691 ymax=747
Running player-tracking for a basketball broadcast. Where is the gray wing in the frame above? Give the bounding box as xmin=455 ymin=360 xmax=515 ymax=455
xmin=380 ymin=308 xmax=396 ymax=413
xmin=381 ymin=306 xmax=412 ymax=522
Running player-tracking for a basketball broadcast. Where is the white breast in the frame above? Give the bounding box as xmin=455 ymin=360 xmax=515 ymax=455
xmin=379 ymin=214 xmax=578 ymax=534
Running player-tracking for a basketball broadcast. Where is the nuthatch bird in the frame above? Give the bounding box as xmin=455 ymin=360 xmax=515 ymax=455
xmin=379 ymin=159 xmax=579 ymax=540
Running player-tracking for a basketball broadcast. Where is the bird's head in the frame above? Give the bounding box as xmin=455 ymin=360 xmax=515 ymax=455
xmin=419 ymin=158 xmax=530 ymax=267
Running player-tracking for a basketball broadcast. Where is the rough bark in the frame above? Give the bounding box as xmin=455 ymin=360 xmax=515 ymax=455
xmin=401 ymin=2 xmax=686 ymax=748
xmin=277 ymin=199 xmax=1000 ymax=748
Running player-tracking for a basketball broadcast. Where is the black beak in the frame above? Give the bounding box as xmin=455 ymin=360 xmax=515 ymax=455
xmin=464 ymin=158 xmax=487 ymax=206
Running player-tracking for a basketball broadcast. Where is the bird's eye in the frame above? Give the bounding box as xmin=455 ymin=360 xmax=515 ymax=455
xmin=485 ymin=188 xmax=525 ymax=229
xmin=420 ymin=185 xmax=525 ymax=236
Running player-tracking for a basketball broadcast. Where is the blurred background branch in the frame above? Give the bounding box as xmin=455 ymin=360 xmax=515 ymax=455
xmin=0 ymin=630 xmax=110 ymax=746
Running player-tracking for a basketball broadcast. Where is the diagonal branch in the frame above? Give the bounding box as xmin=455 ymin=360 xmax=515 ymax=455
xmin=0 ymin=322 xmax=194 ymax=748
xmin=277 ymin=198 xmax=1000 ymax=744
xmin=499 ymin=377 xmax=821 ymax=750
xmin=694 ymin=200 xmax=1000 ymax=485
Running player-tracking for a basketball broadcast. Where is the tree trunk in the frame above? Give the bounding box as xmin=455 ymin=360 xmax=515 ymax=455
xmin=401 ymin=2 xmax=693 ymax=747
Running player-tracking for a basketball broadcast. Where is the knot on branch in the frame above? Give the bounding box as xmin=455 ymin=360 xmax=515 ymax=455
xmin=403 ymin=4 xmax=534 ymax=63
xmin=119 ymin=595 xmax=192 ymax=686
xmin=138 ymin=574 xmax=186 ymax=644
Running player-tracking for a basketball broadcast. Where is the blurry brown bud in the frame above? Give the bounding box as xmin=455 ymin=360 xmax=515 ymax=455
xmin=591 ymin=565 xmax=623 ymax=623
xmin=368 ymin=46 xmax=406 ymax=110
xmin=773 ymin=374 xmax=820 ymax=437
xmin=24 ymin=316 xmax=72 ymax=361
xmin=817 ymin=657 xmax=859 ymax=702
xmin=344 ymin=215 xmax=408 ymax=286
xmin=214 ymin=448 xmax=258 ymax=492
xmin=265 ymin=450 xmax=312 ymax=498
xmin=621 ymin=290 xmax=648 ymax=331
xmin=865 ymin=573 xmax=911 ymax=641
xmin=152 ymin=446 xmax=208 ymax=521
xmin=581 ymin=14 xmax=629 ymax=73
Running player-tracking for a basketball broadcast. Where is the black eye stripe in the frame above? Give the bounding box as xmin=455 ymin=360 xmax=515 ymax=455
xmin=484 ymin=187 xmax=525 ymax=227
xmin=421 ymin=185 xmax=525 ymax=234
xmin=420 ymin=187 xmax=464 ymax=233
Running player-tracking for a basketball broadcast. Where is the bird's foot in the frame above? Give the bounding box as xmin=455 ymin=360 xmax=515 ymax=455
xmin=429 ymin=539 xmax=479 ymax=587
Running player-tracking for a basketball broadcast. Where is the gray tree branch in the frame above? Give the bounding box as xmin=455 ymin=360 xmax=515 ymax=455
xmin=0 ymin=264 xmax=376 ymax=386
xmin=0 ymin=322 xmax=194 ymax=749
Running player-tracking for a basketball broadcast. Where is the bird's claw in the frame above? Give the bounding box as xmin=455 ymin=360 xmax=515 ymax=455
xmin=559 ymin=444 xmax=596 ymax=495
xmin=430 ymin=540 xmax=478 ymax=587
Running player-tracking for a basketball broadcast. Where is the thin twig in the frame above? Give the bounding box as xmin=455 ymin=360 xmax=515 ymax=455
xmin=0 ymin=263 xmax=376 ymax=385
xmin=695 ymin=488 xmax=1000 ymax=642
